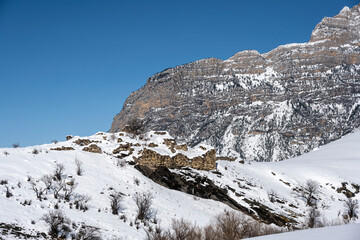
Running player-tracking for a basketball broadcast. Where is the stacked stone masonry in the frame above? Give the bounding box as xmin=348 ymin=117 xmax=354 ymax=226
xmin=136 ymin=148 xmax=216 ymax=170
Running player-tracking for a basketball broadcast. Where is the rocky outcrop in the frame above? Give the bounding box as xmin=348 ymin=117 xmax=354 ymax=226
xmin=73 ymin=139 xmax=100 ymax=146
xmin=163 ymin=139 xmax=188 ymax=152
xmin=136 ymin=148 xmax=216 ymax=170
xmin=82 ymin=144 xmax=102 ymax=154
xmin=112 ymin=143 xmax=133 ymax=154
xmin=110 ymin=4 xmax=360 ymax=161
xmin=50 ymin=146 xmax=75 ymax=151
xmin=148 ymin=142 xmax=158 ymax=148
xmin=135 ymin=165 xmax=296 ymax=226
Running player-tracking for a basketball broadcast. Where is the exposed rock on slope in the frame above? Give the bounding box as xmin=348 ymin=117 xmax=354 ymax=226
xmin=135 ymin=165 xmax=295 ymax=226
xmin=110 ymin=4 xmax=360 ymax=161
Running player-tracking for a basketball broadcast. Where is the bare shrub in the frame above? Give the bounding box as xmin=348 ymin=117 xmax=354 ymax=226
xmin=53 ymin=179 xmax=65 ymax=199
xmin=267 ymin=189 xmax=278 ymax=203
xmin=300 ymin=179 xmax=319 ymax=206
xmin=145 ymin=226 xmax=168 ymax=240
xmin=63 ymin=179 xmax=78 ymax=201
xmin=109 ymin=133 xmax=117 ymax=141
xmin=5 ymin=185 xmax=13 ymax=198
xmin=12 ymin=143 xmax=20 ymax=148
xmin=125 ymin=118 xmax=144 ymax=136
xmin=22 ymin=199 xmax=32 ymax=206
xmin=133 ymin=192 xmax=154 ymax=220
xmin=120 ymin=214 xmax=127 ymax=222
xmin=110 ymin=192 xmax=123 ymax=215
xmin=214 ymin=211 xmax=244 ymax=240
xmin=143 ymin=212 xmax=283 ymax=240
xmin=75 ymin=225 xmax=101 ymax=240
xmin=32 ymin=149 xmax=39 ymax=155
xmin=54 ymin=163 xmax=65 ymax=181
xmin=134 ymin=177 xmax=140 ymax=186
xmin=75 ymin=158 xmax=84 ymax=176
xmin=52 ymin=139 xmax=58 ymax=144
xmin=41 ymin=174 xmax=53 ymax=190
xmin=344 ymin=198 xmax=359 ymax=221
xmin=74 ymin=194 xmax=91 ymax=211
xmin=30 ymin=179 xmax=47 ymax=201
xmin=212 ymin=210 xmax=283 ymax=239
xmin=3 ymin=151 xmax=9 ymax=156
xmin=117 ymin=159 xmax=126 ymax=168
xmin=42 ymin=210 xmax=71 ymax=238
xmin=305 ymin=205 xmax=321 ymax=228
xmin=170 ymin=218 xmax=202 ymax=240
xmin=203 ymin=225 xmax=218 ymax=240
xmin=0 ymin=179 xmax=8 ymax=185
xmin=256 ymin=224 xmax=283 ymax=237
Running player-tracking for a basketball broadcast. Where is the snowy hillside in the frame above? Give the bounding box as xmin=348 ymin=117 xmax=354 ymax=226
xmin=186 ymin=129 xmax=360 ymax=226
xmin=0 ymin=131 xmax=229 ymax=239
xmin=1 ymin=130 xmax=360 ymax=239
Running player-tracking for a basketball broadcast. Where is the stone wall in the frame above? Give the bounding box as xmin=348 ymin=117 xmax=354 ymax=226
xmin=136 ymin=148 xmax=216 ymax=170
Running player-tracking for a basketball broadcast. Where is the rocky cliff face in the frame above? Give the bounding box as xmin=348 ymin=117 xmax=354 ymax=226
xmin=110 ymin=5 xmax=360 ymax=162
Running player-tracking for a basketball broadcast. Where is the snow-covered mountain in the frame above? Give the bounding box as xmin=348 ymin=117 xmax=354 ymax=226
xmin=1 ymin=129 xmax=359 ymax=239
xmin=110 ymin=4 xmax=360 ymax=162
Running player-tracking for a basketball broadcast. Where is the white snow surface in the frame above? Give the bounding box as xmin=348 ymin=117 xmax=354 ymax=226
xmin=245 ymin=223 xmax=360 ymax=240
xmin=1 ymin=129 xmax=360 ymax=239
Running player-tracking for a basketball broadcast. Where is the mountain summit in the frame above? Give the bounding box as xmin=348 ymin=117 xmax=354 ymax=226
xmin=110 ymin=4 xmax=360 ymax=161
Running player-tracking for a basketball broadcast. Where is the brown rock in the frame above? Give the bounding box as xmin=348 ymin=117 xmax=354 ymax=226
xmin=154 ymin=131 xmax=166 ymax=135
xmin=148 ymin=142 xmax=158 ymax=148
xmin=137 ymin=148 xmax=216 ymax=170
xmin=163 ymin=139 xmax=187 ymax=153
xmin=113 ymin=143 xmax=133 ymax=154
xmin=163 ymin=139 xmax=176 ymax=147
xmin=216 ymin=156 xmax=236 ymax=161
xmin=74 ymin=139 xmax=92 ymax=146
xmin=174 ymin=144 xmax=188 ymax=151
xmin=50 ymin=146 xmax=75 ymax=151
xmin=83 ymin=144 xmax=102 ymax=154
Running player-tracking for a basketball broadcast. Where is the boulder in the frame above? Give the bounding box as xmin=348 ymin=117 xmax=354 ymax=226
xmin=83 ymin=144 xmax=102 ymax=154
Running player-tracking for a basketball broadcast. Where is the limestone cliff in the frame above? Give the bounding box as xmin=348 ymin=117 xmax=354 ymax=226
xmin=111 ymin=5 xmax=360 ymax=161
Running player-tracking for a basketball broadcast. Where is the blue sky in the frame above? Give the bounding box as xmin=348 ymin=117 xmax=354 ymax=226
xmin=0 ymin=0 xmax=357 ymax=147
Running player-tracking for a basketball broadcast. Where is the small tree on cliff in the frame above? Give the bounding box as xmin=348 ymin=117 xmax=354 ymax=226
xmin=125 ymin=118 xmax=144 ymax=136
xmin=300 ymin=179 xmax=320 ymax=206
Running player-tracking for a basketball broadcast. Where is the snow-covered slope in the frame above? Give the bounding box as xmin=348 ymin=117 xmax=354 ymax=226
xmin=245 ymin=223 xmax=360 ymax=240
xmin=0 ymin=131 xmax=228 ymax=239
xmin=1 ymin=129 xmax=360 ymax=239
xmin=186 ymin=129 xmax=360 ymax=226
